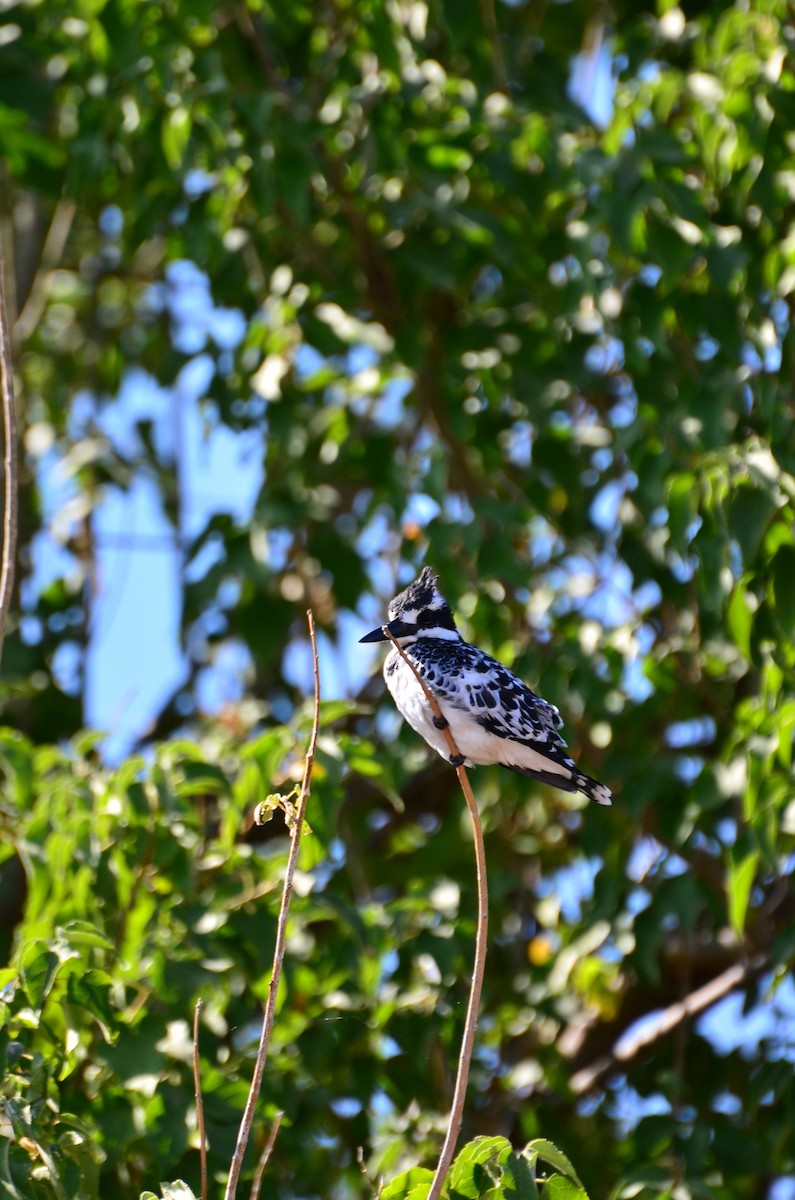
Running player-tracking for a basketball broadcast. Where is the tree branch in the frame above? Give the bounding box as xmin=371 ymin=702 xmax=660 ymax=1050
xmin=14 ymin=198 xmax=76 ymax=343
xmin=477 ymin=0 xmax=508 ymax=92
xmin=382 ymin=629 xmax=489 ymax=1200
xmin=249 ymin=1110 xmax=283 ymax=1200
xmin=0 ymin=252 xmax=18 ymax=667
xmin=558 ymin=873 xmax=795 ymax=1077
xmin=569 ymin=956 xmax=767 ymax=1094
xmin=224 ymin=608 xmax=321 ymax=1200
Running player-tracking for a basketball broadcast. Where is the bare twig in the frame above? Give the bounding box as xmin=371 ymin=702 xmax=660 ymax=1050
xmin=224 ymin=609 xmax=321 ymax=1200
xmin=14 ymin=198 xmax=76 ymax=342
xmin=249 ymin=1110 xmax=283 ymax=1200
xmin=193 ymin=999 xmax=208 ymax=1200
xmin=0 ymin=253 xmax=18 ymax=666
xmin=477 ymin=0 xmax=509 ymax=92
xmin=569 ymin=959 xmax=763 ymax=1094
xmin=382 ymin=629 xmax=489 ymax=1200
xmin=357 ymin=1146 xmax=384 ymax=1199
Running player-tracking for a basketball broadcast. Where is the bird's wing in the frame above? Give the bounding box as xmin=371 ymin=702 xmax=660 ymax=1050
xmin=407 ymin=640 xmax=611 ymax=803
xmin=419 ymin=643 xmax=569 ymax=747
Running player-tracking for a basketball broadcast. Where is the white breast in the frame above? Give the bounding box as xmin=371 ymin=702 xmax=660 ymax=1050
xmin=384 ymin=651 xmax=452 ymax=759
xmin=384 ymin=649 xmax=573 ymax=782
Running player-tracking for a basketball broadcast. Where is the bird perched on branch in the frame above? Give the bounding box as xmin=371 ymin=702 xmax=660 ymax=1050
xmin=360 ymin=566 xmax=611 ymax=805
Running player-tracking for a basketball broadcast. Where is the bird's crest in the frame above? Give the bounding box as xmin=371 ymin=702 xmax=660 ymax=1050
xmin=389 ymin=565 xmax=443 ymax=619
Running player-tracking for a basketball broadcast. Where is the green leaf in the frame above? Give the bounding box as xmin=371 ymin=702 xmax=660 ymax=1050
xmin=162 ymin=106 xmax=191 ymax=171
xmin=348 ymin=753 xmax=385 ymax=777
xmin=297 ymin=827 xmax=325 ymax=870
xmin=728 ymin=848 xmax=759 ymax=935
xmin=58 ymin=921 xmax=115 ymax=952
xmin=726 ymin=581 xmax=753 ymax=659
xmin=138 ymin=1184 xmax=199 ymax=1200
xmin=316 ymin=699 xmax=364 ymax=723
xmin=0 ymin=1133 xmax=28 ymax=1198
xmin=449 ymin=1136 xmax=513 ymax=1197
xmin=18 ymin=940 xmax=60 ymax=1009
xmin=666 ymin=474 xmax=698 ymax=549
xmin=523 ymin=1142 xmax=584 ymax=1191
xmin=540 ymin=1176 xmax=589 ymax=1200
xmin=380 ymin=1168 xmax=435 ymax=1200
xmin=160 ymin=1184 xmax=199 ymax=1200
xmin=72 ymin=729 xmax=107 ymax=757
xmin=611 ymin=1163 xmax=674 ymax=1195
xmin=501 ymin=1152 xmax=538 ymax=1199
xmin=771 ymin=543 xmax=795 ymax=639
xmin=67 ymin=969 xmax=117 ymax=1043
xmin=425 ymin=144 xmax=473 ymax=172
xmin=728 ymin=482 xmax=776 ymax=566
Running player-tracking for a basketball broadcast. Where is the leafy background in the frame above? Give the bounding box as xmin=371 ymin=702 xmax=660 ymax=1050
xmin=1 ymin=0 xmax=795 ymax=1197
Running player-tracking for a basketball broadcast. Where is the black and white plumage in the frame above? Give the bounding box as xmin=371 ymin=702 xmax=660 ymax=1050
xmin=360 ymin=567 xmax=611 ymax=805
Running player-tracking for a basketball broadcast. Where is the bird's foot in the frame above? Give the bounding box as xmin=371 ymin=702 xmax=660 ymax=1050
xmin=449 ymin=754 xmax=466 ymax=767
xmin=432 ymin=715 xmax=449 ymax=730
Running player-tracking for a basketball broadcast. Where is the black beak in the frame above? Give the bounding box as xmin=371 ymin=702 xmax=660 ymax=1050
xmin=360 ymin=625 xmax=388 ymax=644
xmin=359 ymin=619 xmax=416 ymax=644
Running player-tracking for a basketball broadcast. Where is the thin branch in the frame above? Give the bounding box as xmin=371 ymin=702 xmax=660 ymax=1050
xmin=14 ymin=198 xmax=76 ymax=342
xmin=382 ymin=630 xmax=489 ymax=1200
xmin=569 ymin=959 xmax=764 ymax=1094
xmin=477 ymin=0 xmax=509 ymax=92
xmin=234 ymin=0 xmax=284 ymax=92
xmin=193 ymin=999 xmax=208 ymax=1200
xmin=249 ymin=1110 xmax=283 ymax=1200
xmin=0 ymin=253 xmax=18 ymax=666
xmin=356 ymin=1147 xmax=384 ymax=1200
xmin=223 ymin=608 xmax=321 ymax=1200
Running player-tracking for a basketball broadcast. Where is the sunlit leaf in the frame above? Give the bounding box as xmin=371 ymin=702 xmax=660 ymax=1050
xmin=380 ymin=1168 xmax=436 ymax=1199
xmin=523 ymin=1142 xmax=584 ymax=1191
xmin=728 ymin=848 xmax=759 ymax=935
xmin=540 ymin=1177 xmax=589 ymax=1200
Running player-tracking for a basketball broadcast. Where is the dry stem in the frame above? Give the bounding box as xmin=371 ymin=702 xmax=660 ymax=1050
xmin=224 ymin=609 xmax=321 ymax=1200
xmin=14 ymin=199 xmax=76 ymax=342
xmin=192 ymin=999 xmax=208 ymax=1200
xmin=0 ymin=253 xmax=18 ymax=666
xmin=249 ymin=1110 xmax=283 ymax=1200
xmin=382 ymin=629 xmax=489 ymax=1200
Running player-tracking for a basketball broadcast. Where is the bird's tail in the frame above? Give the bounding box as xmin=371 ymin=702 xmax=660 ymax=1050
xmin=573 ymin=770 xmax=612 ymax=806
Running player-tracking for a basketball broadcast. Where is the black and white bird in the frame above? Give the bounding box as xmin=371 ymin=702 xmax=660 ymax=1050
xmin=360 ymin=567 xmax=611 ymax=805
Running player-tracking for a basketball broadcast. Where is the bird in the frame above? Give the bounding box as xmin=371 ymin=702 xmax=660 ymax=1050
xmin=360 ymin=566 xmax=611 ymax=805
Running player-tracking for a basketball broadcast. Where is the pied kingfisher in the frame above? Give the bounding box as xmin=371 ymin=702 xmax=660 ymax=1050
xmin=360 ymin=567 xmax=611 ymax=805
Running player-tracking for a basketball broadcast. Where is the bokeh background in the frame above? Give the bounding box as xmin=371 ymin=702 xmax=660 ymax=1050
xmin=2 ymin=1 xmax=795 ymax=1198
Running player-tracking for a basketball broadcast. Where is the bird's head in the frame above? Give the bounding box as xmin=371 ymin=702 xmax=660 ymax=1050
xmin=360 ymin=566 xmax=461 ymax=646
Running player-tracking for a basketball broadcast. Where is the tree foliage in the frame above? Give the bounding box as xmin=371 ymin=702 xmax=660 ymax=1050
xmin=2 ymin=0 xmax=795 ymax=1197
